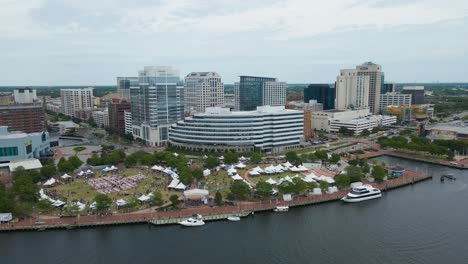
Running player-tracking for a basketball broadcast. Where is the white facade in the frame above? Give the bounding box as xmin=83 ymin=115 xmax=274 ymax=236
xmin=380 ymin=93 xmax=412 ymax=111
xmin=46 ymin=99 xmax=61 ymax=113
xmin=14 ymin=88 xmax=37 ymax=104
xmin=92 ymin=109 xmax=109 ymax=128
xmin=60 ymin=88 xmax=93 ymax=117
xmin=263 ymin=81 xmax=287 ymax=106
xmin=169 ymin=106 xmax=303 ymax=153
xmin=124 ymin=110 xmax=132 ymax=135
xmin=336 ymin=69 xmax=369 ymax=110
xmin=184 ymin=72 xmax=224 ymax=115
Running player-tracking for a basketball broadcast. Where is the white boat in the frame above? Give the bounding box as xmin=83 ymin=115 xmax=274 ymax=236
xmin=273 ymin=206 xmax=289 ymax=212
xmin=179 ymin=214 xmax=205 ymax=227
xmin=227 ymin=215 xmax=241 ymax=221
xmin=341 ymin=185 xmax=382 ymax=203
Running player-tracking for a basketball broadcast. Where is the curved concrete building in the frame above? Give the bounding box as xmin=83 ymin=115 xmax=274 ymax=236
xmin=169 ymin=106 xmax=303 ymax=153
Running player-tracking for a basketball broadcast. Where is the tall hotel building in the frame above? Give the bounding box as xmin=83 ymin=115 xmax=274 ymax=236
xmin=336 ymin=69 xmax=369 ymax=110
xmin=184 ymin=72 xmax=224 ymax=115
xmin=169 ymin=106 xmax=303 ymax=153
xmin=234 ymin=76 xmax=287 ymax=111
xmin=130 ymin=66 xmax=184 ymax=146
xmin=356 ymin=62 xmax=383 ymax=114
xmin=60 ymin=88 xmax=94 ymax=117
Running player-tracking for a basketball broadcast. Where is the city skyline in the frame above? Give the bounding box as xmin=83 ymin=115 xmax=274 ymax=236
xmin=1 ymin=0 xmax=467 ymax=85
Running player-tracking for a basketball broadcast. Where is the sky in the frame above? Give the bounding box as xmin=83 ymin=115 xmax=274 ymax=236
xmin=1 ymin=0 xmax=467 ymax=85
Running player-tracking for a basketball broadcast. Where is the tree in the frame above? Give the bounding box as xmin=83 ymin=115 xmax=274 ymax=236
xmin=36 ymin=199 xmax=53 ymax=213
xmin=40 ymin=165 xmax=57 ymax=180
xmin=151 ymin=192 xmax=163 ymax=206
xmin=345 ymin=165 xmax=364 ymax=183
xmin=330 ymin=153 xmax=341 ymax=164
xmin=58 ymin=158 xmax=73 ymax=173
xmin=94 ymin=194 xmax=112 ymax=212
xmin=63 ymin=204 xmax=80 ymax=215
xmin=250 ymin=152 xmax=262 ymax=164
xmin=88 ymin=116 xmax=97 ymax=127
xmin=12 ymin=176 xmax=39 ymax=204
xmin=361 ymin=129 xmax=371 ymax=136
xmin=334 ymin=174 xmax=350 ymax=188
xmin=292 ymin=177 xmax=307 ymax=194
xmin=178 ymin=166 xmax=193 ymax=185
xmin=229 ymin=180 xmax=251 ymax=200
xmin=224 ymin=152 xmax=239 ymax=164
xmin=0 ymin=183 xmax=15 ymax=213
xmin=306 ymin=181 xmax=318 ymax=190
xmin=255 ymin=181 xmax=273 ymax=198
xmin=192 ymin=168 xmax=204 ymax=181
xmin=314 ymin=149 xmax=328 ymax=161
xmin=285 ymin=151 xmax=301 ymax=165
xmin=339 ymin=127 xmax=353 ymax=136
xmin=125 ymin=196 xmax=139 ymax=209
xmin=169 ymin=194 xmax=179 ymax=207
xmin=214 ymin=191 xmax=223 ymax=206
xmin=372 ymin=165 xmax=386 ymax=182
xmin=124 ymin=154 xmax=138 ymax=167
xmin=68 ymin=156 xmax=83 ymax=169
xmin=204 ymin=156 xmax=219 ymax=169
xmin=319 ymin=181 xmax=330 ymax=191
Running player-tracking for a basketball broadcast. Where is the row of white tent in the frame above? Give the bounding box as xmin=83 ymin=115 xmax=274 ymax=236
xmin=39 ymin=189 xmax=86 ymax=209
xmin=43 ymin=170 xmax=96 ymax=186
xmin=264 ymin=173 xmax=335 ymax=186
xmin=102 ymin=165 xmax=118 ymax=172
xmin=217 ymin=155 xmax=248 ymax=161
xmin=77 ymin=170 xmax=94 ymax=177
xmin=249 ymin=163 xmax=308 ymax=176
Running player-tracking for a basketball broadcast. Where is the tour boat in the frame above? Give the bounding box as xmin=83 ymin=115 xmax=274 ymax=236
xmin=341 ymin=185 xmax=382 ymax=203
xmin=273 ymin=206 xmax=289 ymax=212
xmin=179 ymin=214 xmax=205 ymax=227
xmin=227 ymin=214 xmax=241 ymax=221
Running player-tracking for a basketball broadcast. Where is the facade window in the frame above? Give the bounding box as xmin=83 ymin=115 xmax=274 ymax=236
xmin=26 ymin=144 xmax=32 ymax=154
xmin=0 ymin=147 xmax=19 ymax=157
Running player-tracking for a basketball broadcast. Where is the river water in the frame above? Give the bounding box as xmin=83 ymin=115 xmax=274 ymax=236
xmin=1 ymin=156 xmax=468 ymax=264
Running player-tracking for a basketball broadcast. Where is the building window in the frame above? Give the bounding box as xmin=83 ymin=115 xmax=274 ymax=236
xmin=26 ymin=144 xmax=32 ymax=154
xmin=0 ymin=147 xmax=19 ymax=157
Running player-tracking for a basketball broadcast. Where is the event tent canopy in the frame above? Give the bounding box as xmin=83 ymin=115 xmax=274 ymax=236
xmin=43 ymin=178 xmax=56 ymax=186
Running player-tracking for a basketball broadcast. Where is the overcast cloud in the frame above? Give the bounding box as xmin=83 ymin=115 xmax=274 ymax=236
xmin=1 ymin=0 xmax=467 ymax=85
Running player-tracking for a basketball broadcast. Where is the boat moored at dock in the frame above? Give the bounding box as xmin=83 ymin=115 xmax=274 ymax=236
xmin=341 ymin=185 xmax=382 ymax=203
xmin=273 ymin=206 xmax=289 ymax=212
xmin=179 ymin=214 xmax=205 ymax=227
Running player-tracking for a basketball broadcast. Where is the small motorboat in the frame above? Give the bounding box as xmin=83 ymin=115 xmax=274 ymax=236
xmin=441 ymin=174 xmax=456 ymax=182
xmin=273 ymin=206 xmax=289 ymax=212
xmin=227 ymin=214 xmax=241 ymax=221
xmin=179 ymin=214 xmax=205 ymax=227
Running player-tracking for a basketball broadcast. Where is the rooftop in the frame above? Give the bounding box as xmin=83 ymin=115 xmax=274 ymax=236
xmin=0 ymin=159 xmax=43 ymax=171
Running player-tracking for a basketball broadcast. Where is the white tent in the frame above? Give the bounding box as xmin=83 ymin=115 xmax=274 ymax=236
xmin=163 ymin=168 xmax=174 ymax=175
xmin=173 ymin=152 xmax=179 ymax=157
xmin=52 ymin=200 xmax=65 ymax=207
xmin=116 ymin=199 xmax=127 ymax=207
xmin=184 ymin=189 xmax=209 ymax=199
xmin=203 ymin=155 xmax=208 ymax=159
xmin=43 ymin=178 xmax=56 ymax=186
xmin=289 ymin=166 xmax=300 ymax=172
xmin=219 ymin=155 xmax=224 ymax=160
xmin=317 ymin=176 xmax=335 ymax=184
xmin=75 ymin=202 xmax=86 ymax=211
xmin=235 ymin=162 xmax=246 ymax=169
xmin=138 ymin=195 xmax=151 ymax=202
xmin=102 ymin=166 xmax=111 ymax=172
xmin=297 ymin=165 xmax=308 ymax=172
xmin=152 ymin=165 xmax=164 ymax=171
xmin=266 ymin=178 xmax=278 ymax=185
xmin=253 ymin=166 xmax=264 ymax=173
xmin=61 ymin=173 xmax=71 ymax=179
xmin=168 ymin=179 xmax=180 ymax=189
xmin=283 ymin=161 xmax=293 ymax=168
xmin=77 ymin=171 xmax=85 ymax=176
xmin=239 ymin=156 xmax=247 ymax=161
xmin=312 ymin=188 xmax=322 ymax=195
xmin=227 ymin=167 xmax=237 ymax=174
xmin=203 ymin=169 xmax=211 ymax=177
xmin=90 ymin=201 xmax=97 ymax=210
xmin=174 ymin=182 xmax=187 ymax=190
xmin=249 ymin=170 xmax=260 ymax=176
xmin=110 ymin=165 xmax=118 ymax=171
xmin=303 ymin=175 xmax=317 ymax=183
xmin=327 ymin=186 xmax=338 ymax=194
xmin=264 ymin=165 xmax=276 ymax=174
xmin=231 ymin=174 xmax=243 ymax=180
xmin=86 ymin=169 xmax=94 ymax=174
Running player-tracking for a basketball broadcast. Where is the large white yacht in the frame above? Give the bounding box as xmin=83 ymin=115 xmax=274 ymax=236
xmin=341 ymin=185 xmax=382 ymax=203
xmin=273 ymin=206 xmax=289 ymax=212
xmin=179 ymin=214 xmax=205 ymax=227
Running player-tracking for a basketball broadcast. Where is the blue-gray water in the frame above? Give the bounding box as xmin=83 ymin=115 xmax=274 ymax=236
xmin=1 ymin=156 xmax=468 ymax=264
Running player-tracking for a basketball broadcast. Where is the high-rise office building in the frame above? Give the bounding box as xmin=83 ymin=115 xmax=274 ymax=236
xmin=108 ymin=99 xmax=131 ymax=134
xmin=130 ymin=66 xmax=184 ymax=146
xmin=402 ymin=86 xmax=425 ymax=104
xmin=356 ymin=62 xmax=383 ymax=114
xmin=14 ymin=88 xmax=37 ymax=104
xmin=335 ymin=70 xmax=370 ymax=110
xmin=303 ymin=84 xmax=336 ymax=110
xmin=117 ymin=77 xmax=138 ymax=101
xmin=234 ymin=76 xmax=286 ymax=111
xmin=60 ymin=88 xmax=94 ymax=117
xmin=184 ymin=72 xmax=224 ymax=115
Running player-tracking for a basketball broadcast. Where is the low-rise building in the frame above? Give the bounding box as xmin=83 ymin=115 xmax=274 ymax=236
xmin=425 ymin=122 xmax=468 ymax=140
xmin=0 ymin=126 xmax=51 ymax=163
xmin=311 ymin=108 xmax=396 ymax=134
xmin=169 ymin=106 xmax=303 ymax=153
xmin=92 ymin=109 xmax=109 ymax=128
xmin=380 ymin=92 xmax=412 ymax=111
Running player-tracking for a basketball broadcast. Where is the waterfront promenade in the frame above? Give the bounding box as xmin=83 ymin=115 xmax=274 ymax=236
xmin=0 ymin=169 xmax=432 ymax=232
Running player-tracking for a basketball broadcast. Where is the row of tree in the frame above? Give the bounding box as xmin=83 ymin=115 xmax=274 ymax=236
xmin=285 ymin=150 xmax=340 ymax=166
